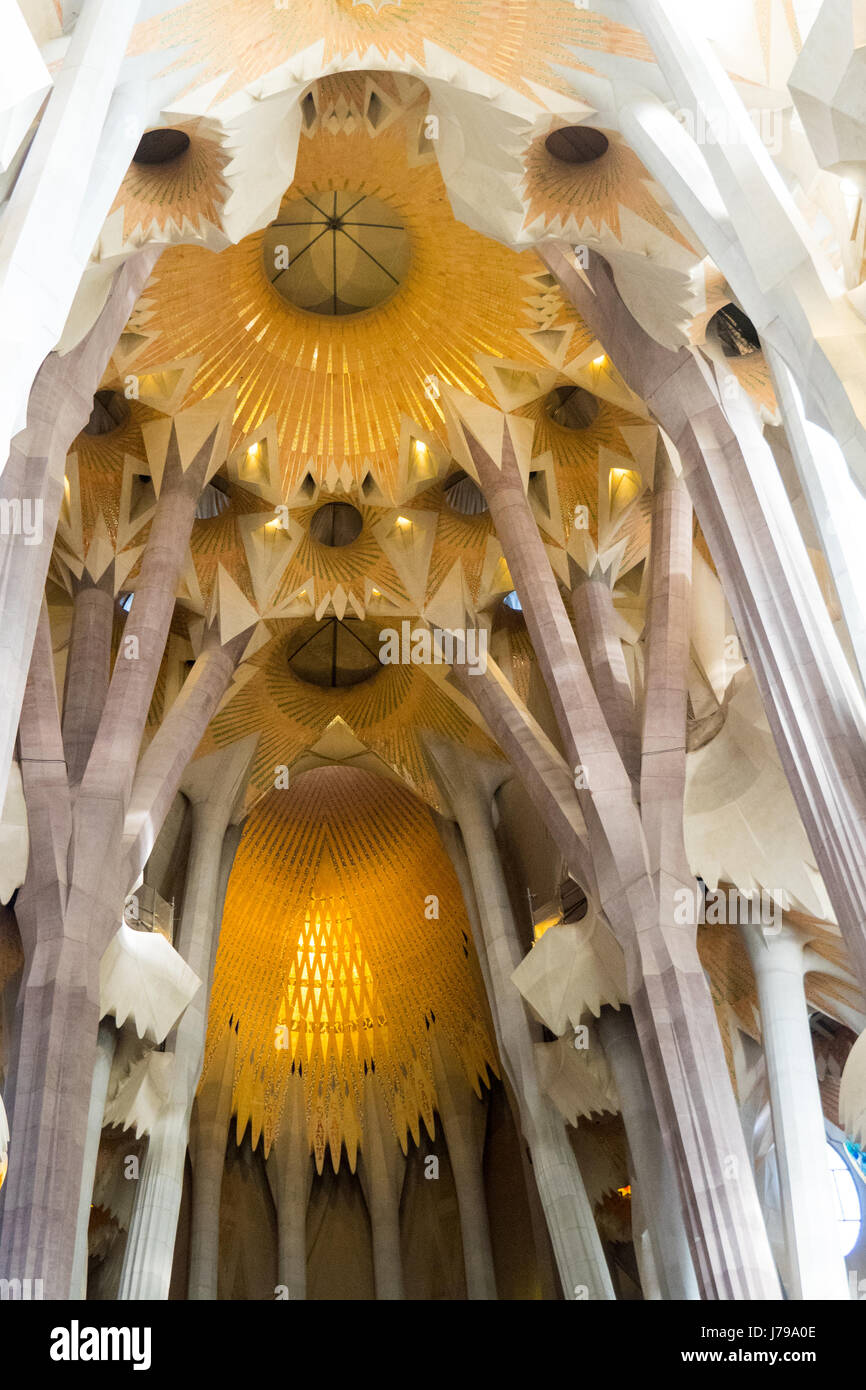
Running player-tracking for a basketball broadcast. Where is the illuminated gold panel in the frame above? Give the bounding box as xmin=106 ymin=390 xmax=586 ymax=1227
xmin=124 ymin=100 xmax=583 ymax=493
xmin=204 ymin=765 xmax=498 ymax=1168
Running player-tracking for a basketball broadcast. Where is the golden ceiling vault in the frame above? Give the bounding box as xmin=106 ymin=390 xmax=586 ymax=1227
xmin=203 ymin=765 xmax=498 ymax=1169
xmin=198 ymin=624 xmax=501 ymax=813
xmin=117 ymin=78 xmax=591 ymax=496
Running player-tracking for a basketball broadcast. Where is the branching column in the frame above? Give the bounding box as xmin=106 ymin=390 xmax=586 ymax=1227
xmin=540 ymin=241 xmax=866 ymax=997
xmin=0 ymin=418 xmax=237 ymax=1297
xmin=741 ymin=924 xmax=850 ymax=1299
xmin=427 ymin=739 xmax=614 ymax=1300
xmin=61 ymin=576 xmax=115 ymax=787
xmin=450 ymin=410 xmax=779 ymax=1299
xmin=265 ymin=1071 xmax=313 ymax=1301
xmin=119 ymin=758 xmax=248 ymax=1300
xmin=358 ymin=1077 xmax=407 ymax=1301
xmin=0 ymin=247 xmax=160 ymax=820
xmin=70 ymin=1017 xmax=117 ymax=1300
xmin=597 ymin=1006 xmax=698 ymax=1300
xmin=430 ymin=1028 xmax=497 ymax=1300
xmin=187 ymin=1026 xmax=237 ymax=1301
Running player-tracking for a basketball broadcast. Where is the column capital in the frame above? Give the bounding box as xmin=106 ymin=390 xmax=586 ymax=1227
xmin=181 ymin=736 xmax=258 ymax=829
xmin=421 ymin=731 xmax=510 ymax=823
xmin=739 ymin=917 xmax=811 ymax=979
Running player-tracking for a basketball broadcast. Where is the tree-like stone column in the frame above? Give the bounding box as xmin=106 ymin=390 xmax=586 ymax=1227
xmin=570 ymin=568 xmax=640 ymax=789
xmin=0 ymin=407 xmax=244 ymax=1297
xmin=597 ymin=1006 xmax=698 ymax=1300
xmin=187 ymin=1026 xmax=237 ymax=1301
xmin=119 ymin=745 xmax=253 ymax=1300
xmin=426 ymin=738 xmax=615 ymax=1301
xmin=540 ymin=241 xmax=866 ymax=999
xmin=265 ymin=1070 xmax=313 ymax=1301
xmin=443 ymin=402 xmax=779 ymax=1299
xmin=429 ymin=1027 xmax=497 ymax=1300
xmin=358 ymin=1076 xmax=407 ymax=1301
xmin=741 ymin=923 xmax=850 ymax=1299
xmin=70 ymin=1017 xmax=117 ymax=1299
xmin=0 ymin=247 xmax=160 ymax=821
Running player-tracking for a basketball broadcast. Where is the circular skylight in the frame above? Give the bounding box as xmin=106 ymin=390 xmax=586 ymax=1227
xmin=709 ymin=302 xmax=761 ymax=357
xmin=545 ymin=385 xmax=599 ymax=430
xmin=133 ymin=128 xmax=191 ymax=166
xmin=263 ymin=191 xmax=410 ymax=317
xmin=545 ymin=126 xmax=609 ymax=165
xmin=286 ymin=617 xmax=383 ymax=689
xmin=309 ymin=501 xmax=363 ymax=548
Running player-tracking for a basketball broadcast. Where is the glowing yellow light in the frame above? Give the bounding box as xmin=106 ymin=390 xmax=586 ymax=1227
xmin=617 ymin=1185 xmax=632 ymax=1198
xmin=593 ymin=354 xmax=606 ymax=366
xmin=371 ymin=587 xmax=381 ymax=596
xmin=247 ymin=441 xmax=260 ymax=459
xmin=610 ymin=467 xmax=626 ymax=479
xmin=414 ymin=439 xmax=427 ymax=454
xmin=63 ymin=475 xmax=70 ymax=495
xmin=396 ymin=515 xmax=412 ymax=528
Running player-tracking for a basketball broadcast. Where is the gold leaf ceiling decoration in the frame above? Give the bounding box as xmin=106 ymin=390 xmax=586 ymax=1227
xmin=198 ymin=623 xmax=501 ymax=813
xmin=107 ymin=119 xmax=232 ymax=247
xmin=129 ymin=0 xmax=654 ymax=107
xmin=118 ymin=85 xmax=590 ymax=496
xmin=270 ymin=496 xmax=415 ymax=616
xmin=203 ymin=765 xmax=498 ymax=1169
xmin=520 ymin=126 xmax=696 ymax=250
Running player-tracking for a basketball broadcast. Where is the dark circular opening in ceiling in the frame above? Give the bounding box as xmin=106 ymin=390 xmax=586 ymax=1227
xmin=263 ymin=190 xmax=410 ymax=317
xmin=545 ymin=385 xmax=600 ymax=430
xmin=83 ymin=389 xmax=131 ymax=436
xmin=545 ymin=126 xmax=609 ymax=165
xmin=309 ymin=501 xmax=363 ymax=547
xmin=287 ymin=617 xmax=383 ymax=689
xmin=443 ymin=469 xmax=488 ymax=516
xmin=133 ymin=128 xmax=191 ymax=166
xmin=708 ymin=302 xmax=761 ymax=357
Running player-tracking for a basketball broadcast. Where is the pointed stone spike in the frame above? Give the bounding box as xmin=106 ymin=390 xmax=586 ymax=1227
xmin=141 ymin=388 xmax=237 ymax=494
xmin=440 ymin=385 xmax=509 ymax=479
xmin=82 ymin=512 xmax=116 ymax=584
xmin=213 ymin=565 xmax=260 ymax=645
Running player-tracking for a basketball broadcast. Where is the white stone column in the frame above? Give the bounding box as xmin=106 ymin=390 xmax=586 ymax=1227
xmin=629 ymin=1178 xmax=663 ymax=1301
xmin=358 ymin=1076 xmax=406 ymax=1301
xmin=597 ymin=1006 xmax=699 ymax=1300
xmin=741 ymin=922 xmax=850 ymax=1299
xmin=430 ymin=1028 xmax=497 ymax=1300
xmin=427 ymin=739 xmax=614 ymax=1300
xmin=119 ymin=745 xmax=252 ymax=1300
xmin=265 ymin=1071 xmax=312 ymax=1301
xmin=70 ymin=1017 xmax=117 ymax=1299
xmin=0 ymin=0 xmax=150 ymax=466
xmin=187 ymin=1026 xmax=236 ymax=1301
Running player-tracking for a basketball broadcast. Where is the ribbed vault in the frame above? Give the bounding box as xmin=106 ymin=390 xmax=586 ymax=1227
xmin=203 ymin=765 xmax=498 ymax=1171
